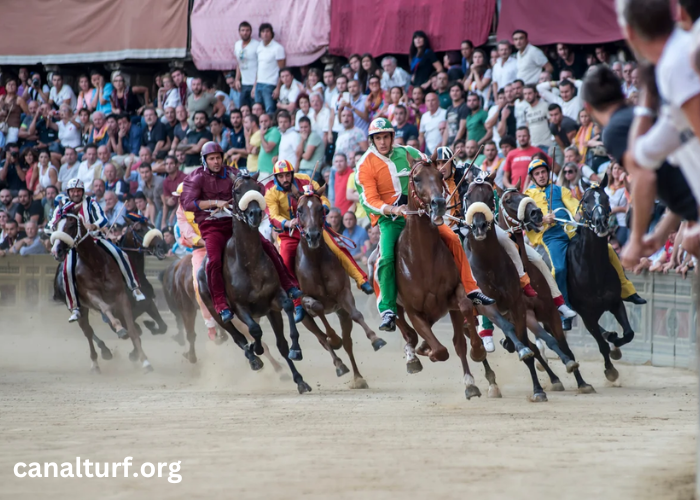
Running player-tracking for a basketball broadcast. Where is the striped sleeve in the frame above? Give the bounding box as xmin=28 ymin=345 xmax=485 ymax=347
xmin=89 ymin=198 xmax=108 ymax=228
xmin=356 ymin=154 xmax=387 ymax=216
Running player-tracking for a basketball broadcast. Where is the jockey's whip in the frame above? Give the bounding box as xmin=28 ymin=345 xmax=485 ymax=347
xmin=446 ymin=143 xmax=485 ymax=206
xmin=548 ymin=140 xmax=556 ymax=215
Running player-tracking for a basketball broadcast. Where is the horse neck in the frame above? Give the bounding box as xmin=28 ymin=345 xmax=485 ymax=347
xmin=230 ymin=217 xmax=262 ymax=258
xmin=74 ymin=235 xmax=107 ymax=266
xmin=577 ymin=226 xmax=608 ymax=258
xmin=127 ymin=247 xmax=145 ymax=273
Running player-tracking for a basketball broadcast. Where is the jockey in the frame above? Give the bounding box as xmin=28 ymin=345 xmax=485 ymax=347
xmin=356 ymin=117 xmax=495 ymax=332
xmin=49 ymin=178 xmax=145 ymax=322
xmin=179 ymin=141 xmax=302 ymax=324
xmin=434 ymin=147 xmax=466 ymax=228
xmin=525 ymin=158 xmax=646 ymax=326
xmin=264 ymin=159 xmax=373 ymax=323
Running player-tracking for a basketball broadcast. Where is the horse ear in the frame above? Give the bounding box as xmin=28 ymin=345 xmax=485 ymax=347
xmin=430 ymin=148 xmax=438 ymax=164
xmin=493 ymin=182 xmax=504 ymax=197
xmin=251 ymin=171 xmax=260 ymax=181
xmin=486 ymin=171 xmax=497 ymax=186
xmin=599 ymin=172 xmax=609 ymax=189
xmin=315 ymin=183 xmax=327 ymax=196
xmin=515 ymin=177 xmax=522 ymax=192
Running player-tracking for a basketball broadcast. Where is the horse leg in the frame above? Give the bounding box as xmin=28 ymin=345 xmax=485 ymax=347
xmin=267 ymin=311 xmax=311 ymax=394
xmin=510 ymin=307 xmax=548 ymax=401
xmin=120 ymin=295 xmax=152 ymax=373
xmin=454 ymin=289 xmax=486 ymax=363
xmin=542 ymin=320 xmax=595 ymax=394
xmin=405 ymin=311 xmax=448 ymax=362
xmin=337 ymin=288 xmax=386 ymax=351
xmin=101 ymin=307 xmax=129 ymax=340
xmin=607 ymin=300 xmax=635 ymax=348
xmin=476 ymin=304 xmax=534 ymax=360
xmin=581 ymin=313 xmax=618 ymax=382
xmin=525 ymin=309 xmax=577 ymax=373
xmin=395 ymin=306 xmax=422 ymax=374
xmin=276 ymin=290 xmax=303 ymax=360
xmin=449 ymin=311 xmax=480 ymax=400
xmin=181 ymin=303 xmax=198 ymax=364
xmin=316 ymin=312 xmax=343 ymax=351
xmin=233 ymin=305 xmax=266 ymax=358
xmin=301 ymin=314 xmax=349 ymax=377
xmin=232 ymin=317 xmax=285 ymax=375
xmin=481 ymin=358 xmax=502 ymax=398
xmin=219 ymin=318 xmax=265 ymax=371
xmin=90 ymin=331 xmax=113 ymax=360
xmin=337 ymin=309 xmax=368 ymax=389
xmin=77 ymin=311 xmax=100 ymax=373
xmin=142 ymin=300 xmax=168 ymax=335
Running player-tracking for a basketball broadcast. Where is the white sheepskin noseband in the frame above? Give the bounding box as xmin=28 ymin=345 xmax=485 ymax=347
xmin=238 ymin=191 xmax=266 ymax=211
xmin=142 ymin=228 xmax=163 ymax=248
xmin=465 ymin=202 xmax=494 ymax=225
xmin=50 ymin=231 xmax=75 ymax=248
xmin=517 ymin=197 xmax=536 ymax=221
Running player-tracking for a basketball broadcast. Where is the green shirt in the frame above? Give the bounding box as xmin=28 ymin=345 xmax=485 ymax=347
xmin=258 ymin=126 xmax=281 ymax=174
xmin=298 ymin=132 xmax=324 ymax=175
xmin=438 ymin=91 xmax=451 ymax=110
xmin=466 ymin=108 xmax=488 ymax=144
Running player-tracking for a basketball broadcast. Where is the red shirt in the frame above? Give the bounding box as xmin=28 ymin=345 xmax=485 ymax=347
xmin=162 ymin=171 xmax=187 ymax=200
xmin=180 ymin=166 xmax=238 ymax=225
xmin=333 ymin=168 xmax=354 ymax=215
xmin=503 ymin=146 xmax=551 ymax=189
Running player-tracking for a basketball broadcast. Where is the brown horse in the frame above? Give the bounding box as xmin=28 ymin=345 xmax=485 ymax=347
xmin=196 ymin=171 xmax=312 ymax=394
xmin=295 ymin=189 xmax=386 ymax=389
xmin=50 ymin=207 xmax=152 ymax=373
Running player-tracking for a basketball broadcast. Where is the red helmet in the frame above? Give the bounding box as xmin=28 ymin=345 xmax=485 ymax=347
xmin=273 ymin=159 xmax=295 ymax=176
xmin=200 ymin=141 xmax=224 ymax=168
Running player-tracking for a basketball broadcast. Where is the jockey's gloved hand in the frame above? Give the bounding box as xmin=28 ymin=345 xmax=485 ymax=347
xmin=323 ymin=205 xmax=330 ymax=215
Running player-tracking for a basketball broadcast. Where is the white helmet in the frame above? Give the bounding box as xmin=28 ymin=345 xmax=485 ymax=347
xmin=65 ymin=178 xmax=85 ymax=191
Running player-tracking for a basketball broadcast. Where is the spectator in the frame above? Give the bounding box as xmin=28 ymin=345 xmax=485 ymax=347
xmin=110 ymin=72 xmax=149 ymax=116
xmin=77 ymin=108 xmax=91 ymax=145
xmin=462 ymin=139 xmax=486 ymax=167
xmin=161 ymin=155 xmax=186 ymax=229
xmin=91 ymin=71 xmax=113 ymax=115
xmin=548 ymin=104 xmax=578 ymax=163
xmin=255 ymin=23 xmax=286 ymax=114
xmin=224 ymin=109 xmax=247 ymax=168
xmin=342 ymin=211 xmax=368 ymax=258
xmin=157 ymin=74 xmax=181 ymax=113
xmin=87 ymin=111 xmax=109 ymax=147
xmin=359 ymin=225 xmax=380 ymax=265
xmin=537 ymin=78 xmax=583 ymax=121
xmin=14 ymin=188 xmax=43 ymax=229
xmin=410 ymin=31 xmax=443 ymax=89
xmin=328 ymin=75 xmax=349 ymax=144
xmin=493 ymin=85 xmax=518 ymax=141
xmin=169 ymin=68 xmax=189 ymax=107
xmin=181 ymin=111 xmax=213 ymax=168
xmin=137 ymin=163 xmax=163 ymax=223
xmin=348 ymin=54 xmax=362 ymax=79
xmin=92 ymin=178 xmax=106 ymax=208
xmin=244 ymin=112 xmax=262 ymax=172
xmin=210 ymin=117 xmax=230 ymax=151
xmin=304 ymin=68 xmax=324 ymax=95
xmin=605 ymin=160 xmax=630 ymax=245
xmin=9 ymin=220 xmax=45 ymax=255
xmin=461 ymin=40 xmax=475 ymax=75
xmin=557 ymin=162 xmax=586 ymax=200
xmin=295 ymin=116 xmax=324 ymax=177
xmin=365 ymin=75 xmax=385 ymax=121
xmin=96 ymin=144 xmax=111 ymax=167
xmin=251 ymin=102 xmax=264 ymax=117
xmin=522 ymin=84 xmax=552 ymax=152
xmin=572 ymin=109 xmax=594 ymax=162
xmin=123 ymin=193 xmax=136 ymax=214
xmin=380 ymin=56 xmax=411 ymax=92
xmin=502 ymin=127 xmax=551 ymax=190
xmin=104 ymin=190 xmax=126 ymax=226
xmin=103 ymin=162 xmax=129 ymax=200
xmin=168 ymin=105 xmax=190 ymax=154
xmin=0 ymin=77 xmax=29 ymax=144
xmin=594 ymin=46 xmax=616 ymax=66
xmin=0 ymin=219 xmax=24 ymax=255
xmin=465 ymin=92 xmax=490 ymax=145
xmin=56 ymin=147 xmax=80 ymax=192
xmin=329 ymin=153 xmax=354 ymax=214
xmin=233 ymin=22 xmax=259 ymax=109
xmin=141 ymin=107 xmax=169 ymax=158
xmin=42 ymin=184 xmax=57 ymax=222
xmin=326 ymin=206 xmax=343 ymax=233
xmin=134 ymin=191 xmax=156 ymax=222
xmin=492 ymin=40 xmax=518 ymax=94
xmin=162 ymin=226 xmax=179 ymax=256
xmin=21 ymin=148 xmax=40 ymax=194
xmin=187 ymin=78 xmax=221 ymax=125
xmin=393 ymin=105 xmax=418 ymax=146
xmin=48 ymin=72 xmax=77 ymax=110
xmin=31 ymin=150 xmax=58 ymax=200
xmin=444 ymin=51 xmax=465 ymax=82
xmin=554 ymin=44 xmax=588 ymax=80
xmin=0 ymin=210 xmax=8 ymax=245
xmin=499 ymin=135 xmax=517 ymax=158
xmin=484 ymin=88 xmax=506 ymax=149
xmin=277 ymin=110 xmax=300 ymax=167
xmin=307 ymin=92 xmax=330 ymax=140
xmin=76 ymin=144 xmax=103 ymax=191
xmin=335 ymin=109 xmax=368 ymax=159
xmin=323 ymin=69 xmax=339 ymax=109
xmin=434 ymin=71 xmax=451 ymax=109
xmin=111 ymin=114 xmax=142 ymax=170
xmin=27 ymin=104 xmax=60 ymax=153
xmin=0 ymin=188 xmax=19 ymax=219
xmin=418 ymin=92 xmax=446 ymax=155
xmin=22 ymin=72 xmax=50 ymax=104
xmin=621 ymin=61 xmax=638 ymax=98
xmin=481 ymin=140 xmax=505 ymax=178
xmin=48 ymin=104 xmax=82 ymax=151
xmin=358 ymin=53 xmax=382 ymax=94
xmin=512 ymin=30 xmax=553 ymax=85
xmin=442 ymin=84 xmax=467 ymax=148
xmin=383 ymin=86 xmax=408 ymax=125
xmin=294 ymin=94 xmax=311 ymax=130
xmin=464 ymin=49 xmax=493 ymax=107
xmin=257 ymin=113 xmax=280 ymax=174
xmin=0 ymin=143 xmax=27 ymax=196
xmin=17 ymin=100 xmax=39 ymax=148
xmin=278 ymin=68 xmax=303 ymax=113
xmin=339 ymin=79 xmax=369 ymax=136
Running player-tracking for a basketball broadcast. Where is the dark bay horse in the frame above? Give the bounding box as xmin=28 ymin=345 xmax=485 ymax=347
xmin=50 ymin=207 xmax=152 ymax=373
xmin=197 ymin=171 xmax=312 ymax=394
xmin=295 ymin=188 xmax=386 ymax=389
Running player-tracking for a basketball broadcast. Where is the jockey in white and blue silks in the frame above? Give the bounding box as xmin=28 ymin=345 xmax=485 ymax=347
xmin=49 ymin=178 xmax=145 ymax=322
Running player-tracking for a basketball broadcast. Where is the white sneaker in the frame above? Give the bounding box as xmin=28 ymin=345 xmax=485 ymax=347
xmin=480 ymin=334 xmax=495 ymax=352
xmin=133 ymin=288 xmax=146 ymax=302
xmin=68 ymin=309 xmax=81 ymax=323
xmin=558 ymin=304 xmax=577 ymax=319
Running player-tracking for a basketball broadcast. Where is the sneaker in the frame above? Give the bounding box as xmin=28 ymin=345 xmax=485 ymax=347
xmin=294 ymin=305 xmax=306 ymax=323
xmin=360 ymin=282 xmax=374 ymax=295
xmin=467 ymin=290 xmax=496 ymax=306
xmin=623 ymin=293 xmax=647 ymax=305
xmin=219 ymin=309 xmax=233 ymax=323
xmin=558 ymin=304 xmax=577 ymax=319
xmin=379 ymin=311 xmax=397 ymax=332
xmin=522 ymin=283 xmax=538 ymax=297
xmin=68 ymin=309 xmax=81 ymax=323
xmin=132 ymin=288 xmax=146 ymax=302
xmin=286 ymin=287 xmax=304 ymax=300
xmin=479 ymin=329 xmax=495 ymax=352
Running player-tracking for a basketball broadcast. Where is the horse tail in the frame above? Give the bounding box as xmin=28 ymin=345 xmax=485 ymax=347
xmin=157 ymin=269 xmax=165 ymax=284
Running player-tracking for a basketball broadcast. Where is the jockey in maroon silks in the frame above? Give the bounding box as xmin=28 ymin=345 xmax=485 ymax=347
xmin=179 ymin=141 xmax=302 ymax=323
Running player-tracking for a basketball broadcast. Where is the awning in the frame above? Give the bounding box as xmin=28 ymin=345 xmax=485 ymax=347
xmin=190 ymin=0 xmax=331 ymax=70
xmin=0 ymin=0 xmax=188 ymax=65
xmin=497 ymin=0 xmax=623 ymax=46
xmin=330 ymin=0 xmax=495 ymax=58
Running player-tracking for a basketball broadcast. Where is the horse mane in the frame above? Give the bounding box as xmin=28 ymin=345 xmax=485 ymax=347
xmin=465 ymin=201 xmax=494 ymax=225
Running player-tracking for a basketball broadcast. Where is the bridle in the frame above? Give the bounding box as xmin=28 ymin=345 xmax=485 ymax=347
xmin=295 ymin=191 xmax=357 ymax=249
xmin=577 ymin=186 xmax=611 ymax=237
xmin=58 ymin=213 xmax=93 ymax=248
xmin=405 ymin=161 xmax=451 ymax=219
xmin=119 ymin=221 xmax=158 ymax=254
xmin=462 ymin=175 xmax=494 ymax=232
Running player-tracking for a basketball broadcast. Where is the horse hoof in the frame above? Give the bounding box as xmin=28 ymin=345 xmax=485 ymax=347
xmin=91 ymin=365 xmax=101 ymax=374
xmin=605 ymin=367 xmax=619 ymax=382
xmin=565 ymin=360 xmax=580 ymax=373
xmin=429 ymin=347 xmax=449 ymax=362
xmin=214 ymin=334 xmax=227 ymax=346
xmin=279 ymin=372 xmax=292 ymax=381
xmin=100 ymin=348 xmax=113 ymax=361
xmin=416 ymin=341 xmax=431 ymax=357
xmin=336 ymin=364 xmax=350 ymax=377
xmin=406 ymin=359 xmax=423 ymax=374
xmin=297 ymin=381 xmax=312 ymax=394
xmin=488 ymin=385 xmax=502 ymax=398
xmin=535 ymin=360 xmax=546 ymax=372
xmin=328 ymin=335 xmax=343 ymax=351
xmin=350 ymin=377 xmax=369 ymax=389
xmin=610 ymin=347 xmax=622 ymax=360
xmin=578 ymin=384 xmax=596 ymax=394
xmin=128 ymin=350 xmax=139 ymax=363
xmin=116 ymin=329 xmax=129 ymax=340
xmin=181 ymin=352 xmax=197 ymax=364
xmin=249 ymin=357 xmax=264 ymax=371
xmin=529 ymin=392 xmax=548 ymax=403
xmin=142 ymin=361 xmax=154 ymax=373
xmin=469 ymin=345 xmax=487 ymax=363
xmin=465 ymin=385 xmax=482 ymax=400
xmin=253 ymin=342 xmax=265 ymax=356
xmin=172 ymin=333 xmax=186 ymax=347
xmin=372 ymin=338 xmax=387 ymax=351
xmin=550 ymin=381 xmax=565 ymax=392
xmin=518 ymin=347 xmax=534 ymax=361
xmin=500 ymin=337 xmax=515 ymax=353
xmin=288 ymin=349 xmax=303 ymax=361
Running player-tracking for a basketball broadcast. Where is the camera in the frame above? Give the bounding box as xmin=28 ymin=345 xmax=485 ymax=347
xmin=32 ymin=78 xmax=40 ymax=87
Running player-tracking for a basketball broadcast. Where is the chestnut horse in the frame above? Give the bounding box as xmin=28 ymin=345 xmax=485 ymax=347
xmin=50 ymin=206 xmax=152 ymax=373
xmin=295 ymin=188 xmax=386 ymax=389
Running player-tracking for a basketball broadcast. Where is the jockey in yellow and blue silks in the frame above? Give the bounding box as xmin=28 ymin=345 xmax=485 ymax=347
xmin=524 ymin=158 xmax=645 ymax=316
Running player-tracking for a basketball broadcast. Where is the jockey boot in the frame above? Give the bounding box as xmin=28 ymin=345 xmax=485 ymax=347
xmin=220 ymin=309 xmax=233 ymax=323
xmin=623 ymin=293 xmax=647 ymax=305
xmin=558 ymin=304 xmax=577 ymax=319
xmin=379 ymin=311 xmax=397 ymax=332
xmin=68 ymin=308 xmax=81 ymax=323
xmin=132 ymin=288 xmax=146 ymax=301
xmin=467 ymin=290 xmax=495 ymax=306
xmin=479 ymin=329 xmax=495 ymax=352
xmin=522 ymin=283 xmax=538 ymax=298
xmin=287 ymin=287 xmax=304 ymax=300
xmin=360 ymin=282 xmax=374 ymax=295
xmin=562 ymin=318 xmax=573 ymax=331
xmin=294 ymin=305 xmax=306 ymax=323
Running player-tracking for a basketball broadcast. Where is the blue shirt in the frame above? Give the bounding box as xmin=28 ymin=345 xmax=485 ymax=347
xmin=350 ymin=94 xmax=369 ymax=135
xmin=122 ymin=123 xmax=142 ymax=155
xmin=342 ymin=225 xmax=368 ymax=257
xmin=104 ymin=201 xmax=126 ymax=226
xmin=97 ymin=83 xmax=113 ymax=114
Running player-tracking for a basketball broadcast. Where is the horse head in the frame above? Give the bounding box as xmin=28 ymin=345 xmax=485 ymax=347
xmin=409 ymin=160 xmax=447 ymax=226
xmin=123 ymin=214 xmax=167 ymax=260
xmin=463 ymin=171 xmax=496 ymax=241
xmin=233 ymin=169 xmax=266 ymax=228
xmin=49 ymin=204 xmax=86 ymax=261
xmin=495 ymin=180 xmax=543 ymax=232
xmin=580 ymin=173 xmax=611 ymax=237
xmin=297 ymin=191 xmax=325 ymax=249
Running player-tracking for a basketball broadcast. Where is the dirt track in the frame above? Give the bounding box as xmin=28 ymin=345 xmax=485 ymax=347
xmin=0 ymin=307 xmax=697 ymax=500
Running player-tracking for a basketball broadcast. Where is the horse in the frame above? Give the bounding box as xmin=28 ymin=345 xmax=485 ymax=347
xmin=50 ymin=206 xmax=152 ymax=373
xmin=160 ymin=253 xmax=285 ymax=374
xmin=294 ymin=188 xmax=386 ymax=389
xmin=196 ymin=170 xmax=312 ymax=394
xmin=463 ymin=172 xmax=594 ymax=400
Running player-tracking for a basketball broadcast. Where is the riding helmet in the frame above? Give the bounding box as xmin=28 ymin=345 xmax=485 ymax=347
xmin=273 ymin=159 xmax=295 ymax=175
xmin=528 ymin=157 xmax=550 ymax=175
xmin=368 ymin=117 xmax=394 ymax=136
xmin=65 ymin=178 xmax=85 ymax=191
xmin=436 ymin=146 xmax=454 ymax=161
xmin=200 ymin=141 xmax=224 ymax=168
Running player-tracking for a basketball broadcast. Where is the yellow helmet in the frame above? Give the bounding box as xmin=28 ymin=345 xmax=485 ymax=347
xmin=273 ymin=159 xmax=295 ymax=175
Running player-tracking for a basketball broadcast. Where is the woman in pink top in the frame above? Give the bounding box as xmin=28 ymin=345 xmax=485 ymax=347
xmin=76 ymin=75 xmax=96 ymax=112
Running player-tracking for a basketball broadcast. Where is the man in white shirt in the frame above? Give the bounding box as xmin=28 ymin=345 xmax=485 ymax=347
xmin=380 ymin=56 xmax=411 ymax=92
xmin=76 ymin=144 xmax=104 ymax=194
xmin=418 ymin=92 xmax=447 ymax=156
xmin=621 ymin=61 xmax=638 ymax=98
xmin=233 ymin=21 xmax=259 ymax=109
xmin=536 ymin=79 xmax=583 ymax=121
xmin=308 ymin=92 xmax=331 ymax=139
xmin=57 ymin=147 xmax=81 ymax=192
xmin=512 ymin=30 xmax=553 ymax=85
xmin=49 ymin=72 xmax=77 ymax=111
xmin=276 ymin=110 xmax=300 ymax=167
xmin=522 ymin=84 xmax=552 ymax=151
xmin=277 ymin=68 xmax=303 ymax=113
xmin=323 ymin=69 xmax=339 ymax=109
xmin=491 ymin=40 xmax=518 ymax=93
xmin=329 ymin=75 xmax=349 ymax=143
xmin=512 ymin=79 xmax=528 ymax=128
xmin=254 ymin=23 xmax=286 ymax=114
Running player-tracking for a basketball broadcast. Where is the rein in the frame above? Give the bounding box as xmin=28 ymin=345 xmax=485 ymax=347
xmin=406 ymin=162 xmax=450 ymax=218
xmin=294 ymin=192 xmax=358 ymax=249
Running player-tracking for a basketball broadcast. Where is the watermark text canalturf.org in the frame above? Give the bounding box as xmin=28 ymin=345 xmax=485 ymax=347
xmin=14 ymin=457 xmax=182 ymax=483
